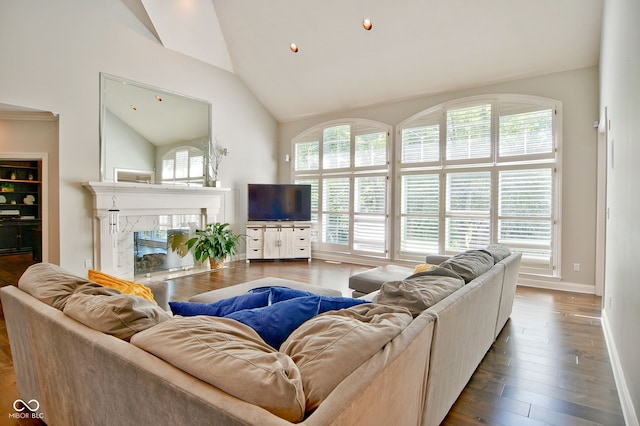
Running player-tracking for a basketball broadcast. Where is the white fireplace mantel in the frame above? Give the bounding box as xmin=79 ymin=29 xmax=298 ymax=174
xmin=84 ymin=181 xmax=230 ymax=279
xmin=84 ymin=181 xmax=229 ymax=217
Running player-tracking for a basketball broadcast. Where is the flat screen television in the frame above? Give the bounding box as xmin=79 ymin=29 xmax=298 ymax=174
xmin=248 ymin=184 xmax=311 ymax=222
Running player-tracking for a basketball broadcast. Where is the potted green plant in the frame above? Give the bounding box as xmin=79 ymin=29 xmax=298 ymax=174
xmin=185 ymin=222 xmax=244 ymax=269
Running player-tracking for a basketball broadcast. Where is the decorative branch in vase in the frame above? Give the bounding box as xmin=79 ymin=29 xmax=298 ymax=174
xmin=205 ymin=138 xmax=228 ymax=187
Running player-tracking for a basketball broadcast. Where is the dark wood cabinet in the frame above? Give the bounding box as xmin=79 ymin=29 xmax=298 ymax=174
xmin=0 ymin=160 xmax=41 ymax=257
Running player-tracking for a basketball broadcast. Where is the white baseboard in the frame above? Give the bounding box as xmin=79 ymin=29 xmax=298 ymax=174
xmin=602 ymin=309 xmax=640 ymax=426
xmin=517 ymin=277 xmax=595 ymax=294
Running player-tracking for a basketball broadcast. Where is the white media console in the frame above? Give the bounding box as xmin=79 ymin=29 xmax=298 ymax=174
xmin=246 ymin=222 xmax=311 ymax=262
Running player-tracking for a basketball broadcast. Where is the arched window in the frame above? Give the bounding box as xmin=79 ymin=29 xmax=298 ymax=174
xmin=161 ymin=146 xmax=204 ymax=186
xmin=397 ymin=95 xmax=560 ymax=276
xmin=292 ymin=119 xmax=392 ymax=259
xmin=291 ymin=95 xmax=560 ymax=277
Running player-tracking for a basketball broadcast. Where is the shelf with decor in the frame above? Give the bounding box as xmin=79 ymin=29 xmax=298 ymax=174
xmin=0 ymin=160 xmax=42 ymax=257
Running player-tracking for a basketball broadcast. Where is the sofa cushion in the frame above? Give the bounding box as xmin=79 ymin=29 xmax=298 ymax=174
xmin=130 ymin=316 xmax=305 ymax=422
xmin=18 ymin=263 xmax=117 ymax=310
xmin=485 ymin=243 xmax=512 ymax=263
xmin=63 ymin=292 xmax=172 ymax=340
xmin=168 ymin=290 xmax=271 ymax=317
xmin=88 ymin=269 xmax=156 ymax=303
xmin=281 ymin=304 xmax=412 ymax=413
xmin=437 ymin=249 xmax=494 ymax=283
xmin=373 ymin=274 xmax=464 ymax=316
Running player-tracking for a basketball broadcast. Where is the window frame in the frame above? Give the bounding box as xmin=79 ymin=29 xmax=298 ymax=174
xmin=160 ymin=146 xmax=205 ymax=186
xmin=396 ymin=94 xmax=561 ymax=277
xmin=292 ymin=119 xmax=392 ymax=259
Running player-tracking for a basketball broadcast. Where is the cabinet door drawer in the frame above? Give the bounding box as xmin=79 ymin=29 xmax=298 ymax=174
xmin=248 ymin=237 xmax=263 ymax=248
xmin=246 ymin=248 xmax=263 ymax=259
xmin=295 ymin=237 xmax=309 ymax=247
xmin=246 ymin=228 xmax=263 ymax=238
xmin=294 ymin=227 xmax=310 ymax=237
xmin=295 ymin=247 xmax=310 ymax=257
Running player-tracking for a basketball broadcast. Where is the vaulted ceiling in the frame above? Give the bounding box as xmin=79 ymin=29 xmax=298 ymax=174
xmin=141 ymin=0 xmax=603 ymax=123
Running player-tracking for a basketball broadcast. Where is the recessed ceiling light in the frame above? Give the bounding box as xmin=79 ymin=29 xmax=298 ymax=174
xmin=290 ymin=43 xmax=299 ymax=53
xmin=130 ymin=105 xmax=137 ymax=111
xmin=155 ymin=96 xmax=162 ymax=102
xmin=362 ymin=18 xmax=373 ymax=31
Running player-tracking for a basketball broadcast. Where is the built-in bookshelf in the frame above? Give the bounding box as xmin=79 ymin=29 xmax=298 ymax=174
xmin=0 ymin=160 xmax=41 ymax=257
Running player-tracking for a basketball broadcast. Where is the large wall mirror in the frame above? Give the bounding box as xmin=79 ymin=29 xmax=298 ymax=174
xmin=100 ymin=73 xmax=211 ymax=185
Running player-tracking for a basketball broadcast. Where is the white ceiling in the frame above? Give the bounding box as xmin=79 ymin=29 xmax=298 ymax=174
xmin=143 ymin=0 xmax=603 ymax=123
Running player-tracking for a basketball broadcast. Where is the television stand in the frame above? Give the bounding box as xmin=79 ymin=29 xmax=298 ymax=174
xmin=246 ymin=222 xmax=311 ymax=262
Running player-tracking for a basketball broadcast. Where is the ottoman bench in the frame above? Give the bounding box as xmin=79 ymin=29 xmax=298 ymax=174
xmin=189 ymin=277 xmax=343 ymax=303
xmin=348 ymin=265 xmax=414 ymax=297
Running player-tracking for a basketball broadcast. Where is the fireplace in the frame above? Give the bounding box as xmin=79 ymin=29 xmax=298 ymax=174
xmin=134 ymin=227 xmax=194 ymax=276
xmin=84 ymin=181 xmax=229 ymax=280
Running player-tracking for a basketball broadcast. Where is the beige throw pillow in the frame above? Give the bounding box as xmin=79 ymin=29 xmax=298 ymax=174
xmin=281 ymin=304 xmax=412 ymax=413
xmin=130 ymin=316 xmax=306 ymax=422
xmin=63 ymin=292 xmax=171 ymax=340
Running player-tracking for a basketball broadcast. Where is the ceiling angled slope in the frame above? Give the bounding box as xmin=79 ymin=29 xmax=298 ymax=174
xmin=141 ymin=0 xmax=233 ymax=72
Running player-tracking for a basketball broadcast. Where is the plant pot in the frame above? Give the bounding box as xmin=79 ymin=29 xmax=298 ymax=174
xmin=209 ymin=258 xmax=225 ymax=269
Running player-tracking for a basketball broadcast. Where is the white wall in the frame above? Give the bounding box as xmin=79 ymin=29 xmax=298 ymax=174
xmin=279 ymin=67 xmax=600 ymax=291
xmin=0 ymin=116 xmax=60 ymax=264
xmin=104 ymin=110 xmax=155 ymax=181
xmin=600 ymin=0 xmax=640 ymax=423
xmin=0 ymin=0 xmax=278 ymax=275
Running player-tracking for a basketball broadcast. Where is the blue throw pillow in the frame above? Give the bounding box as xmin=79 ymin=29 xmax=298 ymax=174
xmin=169 ymin=291 xmax=270 ymax=317
xmin=225 ymin=296 xmax=321 ymax=349
xmin=318 ymin=296 xmax=369 ymax=313
xmin=268 ymin=286 xmax=317 ymax=304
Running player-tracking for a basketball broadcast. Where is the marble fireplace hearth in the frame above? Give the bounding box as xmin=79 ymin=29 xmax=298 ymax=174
xmin=84 ymin=181 xmax=229 ymax=280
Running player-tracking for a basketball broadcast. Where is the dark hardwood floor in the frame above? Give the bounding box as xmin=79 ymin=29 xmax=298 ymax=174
xmin=0 ymin=258 xmax=625 ymax=425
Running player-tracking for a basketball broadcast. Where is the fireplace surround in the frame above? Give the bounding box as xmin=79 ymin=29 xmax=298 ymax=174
xmin=84 ymin=181 xmax=229 ymax=280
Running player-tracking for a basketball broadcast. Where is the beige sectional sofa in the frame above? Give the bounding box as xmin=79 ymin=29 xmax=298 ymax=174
xmin=1 ymin=247 xmax=520 ymax=426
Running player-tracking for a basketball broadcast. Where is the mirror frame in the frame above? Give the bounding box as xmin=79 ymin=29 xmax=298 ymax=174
xmin=99 ymin=73 xmax=212 ymax=184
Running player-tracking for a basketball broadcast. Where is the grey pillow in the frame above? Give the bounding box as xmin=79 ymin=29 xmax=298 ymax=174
xmin=438 ymin=249 xmax=494 ymax=283
xmin=485 ymin=243 xmax=512 ymax=263
xmin=373 ymin=275 xmax=464 ymax=316
xmin=63 ymin=293 xmax=171 ymax=340
xmin=18 ymin=262 xmax=117 ymax=310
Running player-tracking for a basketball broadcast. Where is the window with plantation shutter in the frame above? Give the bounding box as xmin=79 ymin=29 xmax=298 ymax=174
xmin=292 ymin=95 xmax=560 ymax=276
xmin=401 ymin=174 xmax=439 ymax=254
xmin=398 ymin=95 xmax=560 ymax=276
xmin=499 ymin=104 xmax=554 ymax=158
xmin=323 ymin=125 xmax=350 ymax=169
xmin=446 ymin=104 xmax=492 ymax=161
xmin=294 ymin=178 xmax=319 ymax=242
xmin=295 ymin=141 xmax=320 ymax=171
xmin=292 ymin=120 xmax=390 ymax=257
xmin=498 ymin=168 xmax=553 ymax=268
xmin=446 ymin=171 xmax=491 ymax=251
xmin=161 ymin=146 xmax=204 ymax=186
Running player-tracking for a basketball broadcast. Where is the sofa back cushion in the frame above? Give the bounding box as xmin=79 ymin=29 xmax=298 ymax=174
xmin=281 ymin=304 xmax=412 ymax=413
xmin=438 ymin=249 xmax=494 ymax=283
xmin=130 ymin=316 xmax=306 ymax=422
xmin=373 ymin=274 xmax=464 ymax=316
xmin=63 ymin=293 xmax=172 ymax=340
xmin=18 ymin=263 xmax=117 ymax=310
